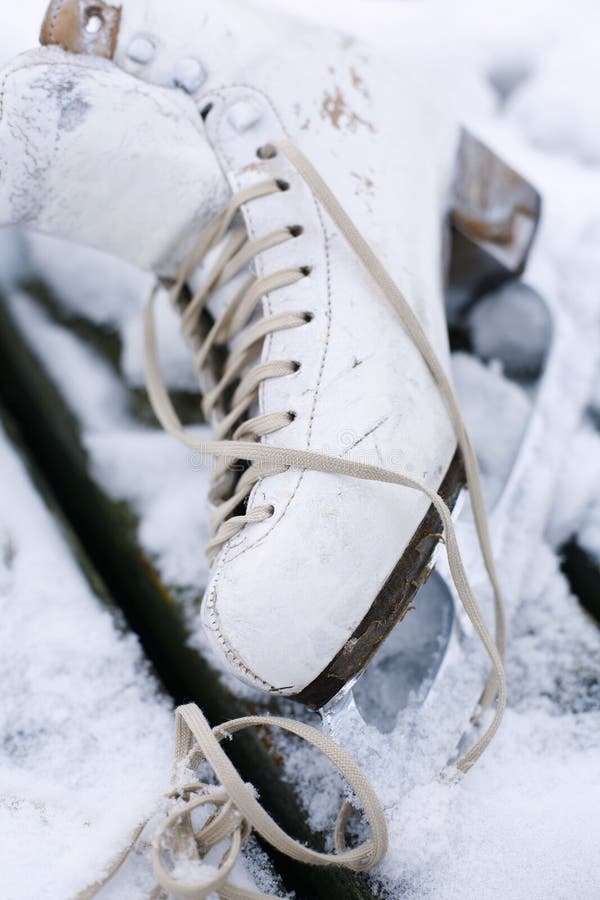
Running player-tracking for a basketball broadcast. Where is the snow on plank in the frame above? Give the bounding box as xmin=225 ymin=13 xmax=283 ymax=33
xmin=0 ymin=409 xmax=288 ymax=899
xmin=0 ymin=271 xmax=374 ymax=900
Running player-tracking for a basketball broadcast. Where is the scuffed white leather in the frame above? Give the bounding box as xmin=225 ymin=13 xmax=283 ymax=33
xmin=0 ymin=3 xmax=465 ymax=697
xmin=116 ymin=1 xmax=462 ymax=694
xmin=0 ymin=47 xmax=229 ymax=274
xmin=186 ymin=11 xmax=460 ymax=695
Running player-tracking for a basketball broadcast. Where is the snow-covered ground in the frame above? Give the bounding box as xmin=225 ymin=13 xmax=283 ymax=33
xmin=0 ymin=419 xmax=172 ymax=900
xmin=1 ymin=2 xmax=600 ymax=899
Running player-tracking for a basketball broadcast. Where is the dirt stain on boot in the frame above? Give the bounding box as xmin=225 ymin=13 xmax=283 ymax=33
xmin=320 ymin=86 xmax=374 ymax=134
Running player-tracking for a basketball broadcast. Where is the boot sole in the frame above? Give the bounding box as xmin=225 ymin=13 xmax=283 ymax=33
xmin=294 ymin=448 xmax=465 ymax=709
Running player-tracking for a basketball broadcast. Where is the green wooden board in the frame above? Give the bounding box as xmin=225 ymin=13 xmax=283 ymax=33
xmin=0 ymin=276 xmax=380 ymax=900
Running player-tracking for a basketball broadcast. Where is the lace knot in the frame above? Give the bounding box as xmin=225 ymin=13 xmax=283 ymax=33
xmin=147 ymin=703 xmax=388 ymax=898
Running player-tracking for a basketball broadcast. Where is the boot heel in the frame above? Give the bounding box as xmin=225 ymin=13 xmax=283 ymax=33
xmin=451 ymin=128 xmax=541 ymax=277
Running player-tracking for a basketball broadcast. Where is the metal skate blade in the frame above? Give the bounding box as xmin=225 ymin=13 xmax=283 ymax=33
xmin=321 ymin=573 xmax=456 ymax=737
xmin=352 ymin=574 xmax=455 ymax=733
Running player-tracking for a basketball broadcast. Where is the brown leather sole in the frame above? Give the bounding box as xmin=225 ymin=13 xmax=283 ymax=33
xmin=294 ymin=449 xmax=465 ymax=710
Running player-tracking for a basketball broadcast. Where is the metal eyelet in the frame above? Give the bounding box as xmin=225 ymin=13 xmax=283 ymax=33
xmin=173 ymin=57 xmax=207 ymax=94
xmin=127 ymin=35 xmax=156 ymax=64
xmin=84 ymin=6 xmax=104 ymax=34
xmin=257 ymin=144 xmax=278 ymax=160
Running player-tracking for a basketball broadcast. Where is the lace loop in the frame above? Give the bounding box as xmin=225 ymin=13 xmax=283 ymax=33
xmin=171 ymin=704 xmax=388 ymax=875
xmin=152 ymin=786 xmax=243 ymax=899
xmin=75 ymin=704 xmax=388 ymax=900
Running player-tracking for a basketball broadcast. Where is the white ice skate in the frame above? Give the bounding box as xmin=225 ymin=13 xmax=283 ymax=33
xmin=0 ymin=1 xmax=544 ymax=895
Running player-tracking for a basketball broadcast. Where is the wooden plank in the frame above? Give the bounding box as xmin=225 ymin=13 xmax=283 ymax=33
xmin=561 ymin=539 xmax=600 ymax=625
xmin=0 ymin=405 xmax=288 ymax=899
xmin=0 ymin=278 xmax=378 ymax=900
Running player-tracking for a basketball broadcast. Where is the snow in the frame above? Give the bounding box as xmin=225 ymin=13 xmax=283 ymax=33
xmin=1 ymin=1 xmax=599 ymax=899
xmin=5 ymin=289 xmax=215 ymax=596
xmin=509 ymin=38 xmax=600 ymax=164
xmin=452 ymin=352 xmax=532 ymax=506
xmin=8 ymin=291 xmax=133 ymax=432
xmin=26 ymin=234 xmax=149 ymax=327
xmin=468 ymin=281 xmax=551 ymax=378
xmin=546 ymin=426 xmax=600 ymax=549
xmin=370 ymin=542 xmax=600 ymax=900
xmin=0 ymin=419 xmax=172 ymax=900
xmin=88 ymin=428 xmax=212 ymax=588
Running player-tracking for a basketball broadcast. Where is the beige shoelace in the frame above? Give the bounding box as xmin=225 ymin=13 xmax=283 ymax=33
xmin=79 ymin=139 xmax=507 ymax=899
xmin=77 ymin=704 xmax=387 ymax=900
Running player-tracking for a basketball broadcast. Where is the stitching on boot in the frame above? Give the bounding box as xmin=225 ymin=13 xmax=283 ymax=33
xmin=205 ymin=551 xmax=276 ymax=691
